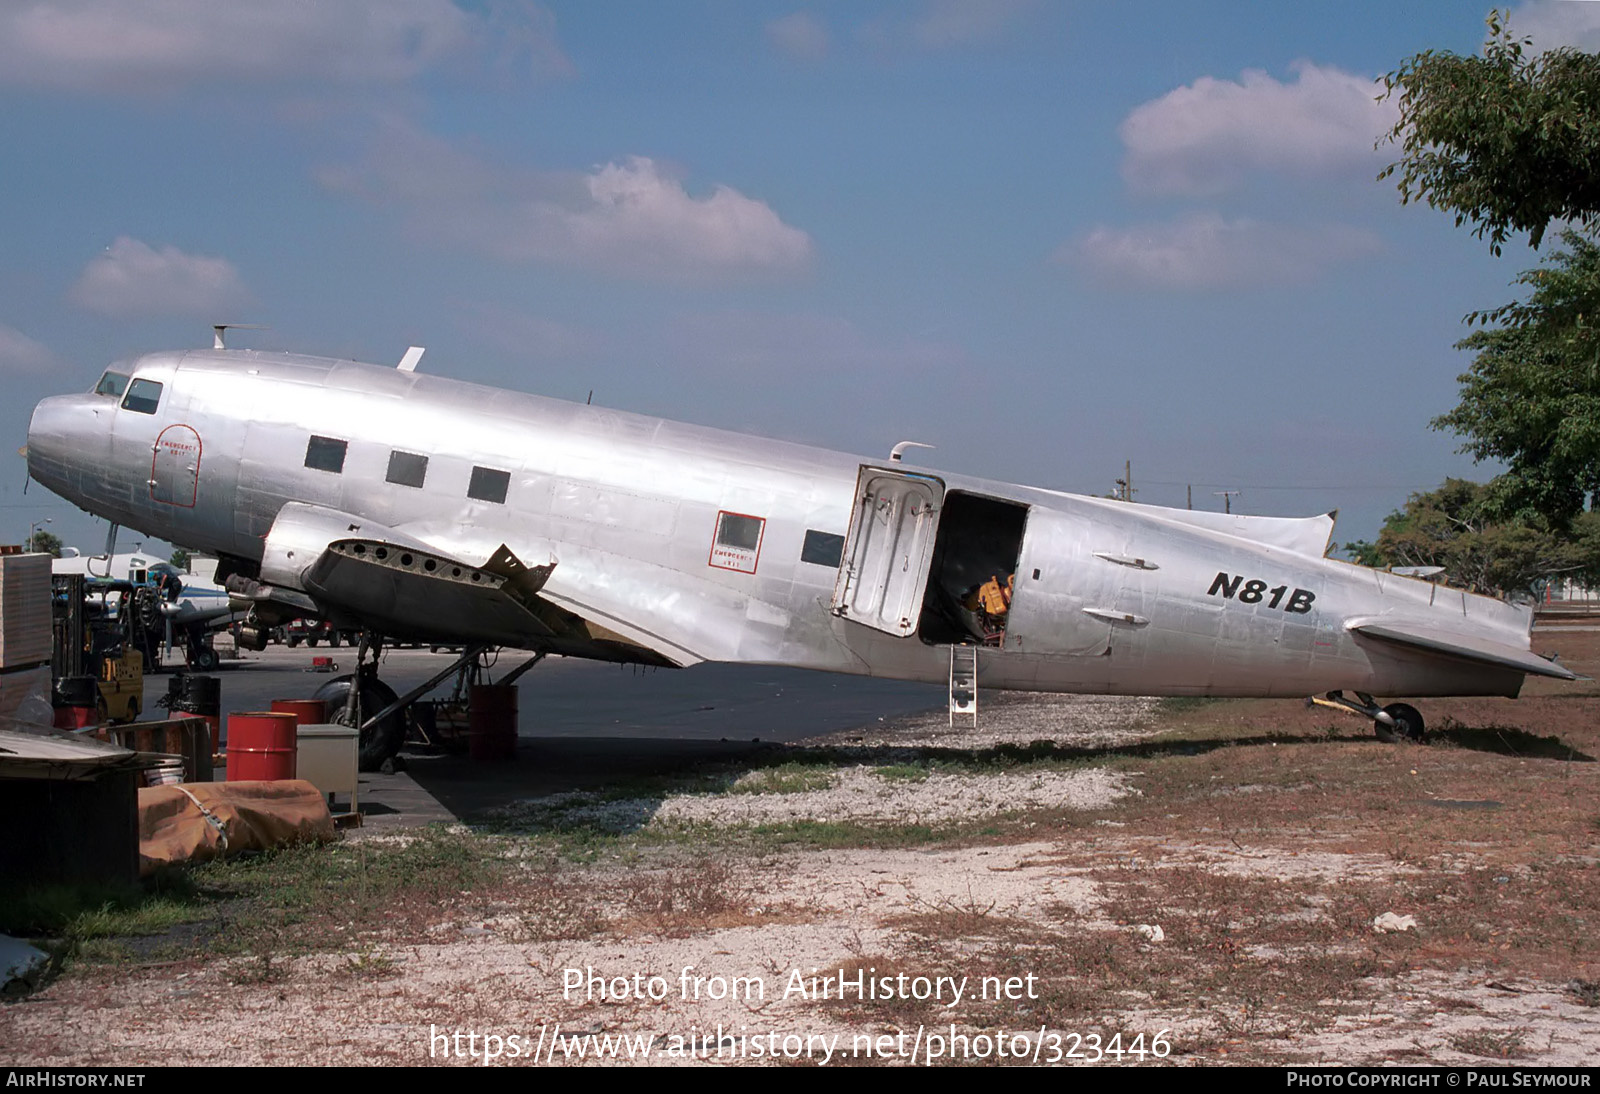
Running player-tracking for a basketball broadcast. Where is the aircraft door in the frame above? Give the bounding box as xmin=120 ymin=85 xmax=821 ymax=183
xmin=1004 ymin=505 xmax=1115 ymax=656
xmin=150 ymin=425 xmax=201 ymax=507
xmin=832 ymin=467 xmax=944 ymax=637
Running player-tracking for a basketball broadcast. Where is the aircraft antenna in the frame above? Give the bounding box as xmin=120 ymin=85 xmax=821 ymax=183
xmin=890 ymin=441 xmax=934 ymax=463
xmin=212 ymin=323 xmax=267 ymax=349
xmin=397 ymin=346 xmax=425 ymax=372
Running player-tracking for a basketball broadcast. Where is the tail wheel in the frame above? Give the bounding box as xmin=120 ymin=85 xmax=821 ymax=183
xmin=313 ymin=674 xmax=404 ymax=771
xmin=1376 ymin=702 xmax=1425 ymax=743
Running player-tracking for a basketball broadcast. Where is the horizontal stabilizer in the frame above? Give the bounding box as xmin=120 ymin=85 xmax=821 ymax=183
xmin=1141 ymin=506 xmax=1337 ymax=557
xmin=1348 ymin=620 xmax=1578 ymax=680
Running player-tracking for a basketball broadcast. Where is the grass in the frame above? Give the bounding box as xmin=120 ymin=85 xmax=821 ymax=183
xmin=728 ymin=761 xmax=837 ymax=795
xmin=19 ymin=669 xmax=1600 ymax=1065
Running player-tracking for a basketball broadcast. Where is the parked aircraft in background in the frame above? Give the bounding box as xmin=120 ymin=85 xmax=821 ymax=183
xmin=26 ymin=337 xmax=1574 ymax=768
xmin=51 ymin=549 xmax=239 ymax=670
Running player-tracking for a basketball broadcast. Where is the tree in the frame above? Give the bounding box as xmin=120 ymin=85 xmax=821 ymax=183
xmin=1434 ymin=231 xmax=1600 ymax=525
xmin=1381 ymin=11 xmax=1600 ymax=254
xmin=1350 ymin=478 xmax=1600 ymax=597
xmin=170 ymin=547 xmax=191 ymax=571
xmin=28 ymin=530 xmax=62 ymax=558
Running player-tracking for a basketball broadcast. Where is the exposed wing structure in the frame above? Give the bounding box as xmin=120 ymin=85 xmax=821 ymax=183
xmin=258 ymin=503 xmax=684 ymax=666
xmin=1347 ymin=618 xmax=1578 ymax=681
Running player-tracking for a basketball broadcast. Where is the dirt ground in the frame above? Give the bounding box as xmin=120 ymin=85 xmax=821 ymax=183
xmin=4 ymin=630 xmax=1598 ymax=1067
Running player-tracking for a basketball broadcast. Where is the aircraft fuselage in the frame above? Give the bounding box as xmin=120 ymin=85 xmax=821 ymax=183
xmin=27 ymin=348 xmax=1556 ymax=701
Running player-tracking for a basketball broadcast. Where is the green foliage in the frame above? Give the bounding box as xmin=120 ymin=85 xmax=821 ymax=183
xmin=1362 ymin=478 xmax=1600 ymax=596
xmin=1435 ymin=231 xmax=1600 ymax=524
xmin=1340 ymin=539 xmax=1384 ymax=568
xmin=27 ymin=530 xmax=62 ymax=557
xmin=170 ymin=547 xmax=191 ymax=570
xmin=1381 ymin=11 xmax=1600 ymax=254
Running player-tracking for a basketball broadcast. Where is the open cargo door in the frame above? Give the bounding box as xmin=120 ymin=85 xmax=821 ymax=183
xmin=831 ymin=467 xmax=944 ymax=637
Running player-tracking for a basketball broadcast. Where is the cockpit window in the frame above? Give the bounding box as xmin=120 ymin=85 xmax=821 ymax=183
xmin=94 ymin=371 xmax=130 ymax=398
xmin=120 ymin=378 xmax=163 ymax=415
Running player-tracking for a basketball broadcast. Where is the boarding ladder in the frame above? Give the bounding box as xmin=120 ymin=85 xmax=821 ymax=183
xmin=948 ymin=644 xmax=978 ymax=727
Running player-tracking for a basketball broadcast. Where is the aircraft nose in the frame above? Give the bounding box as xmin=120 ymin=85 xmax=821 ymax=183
xmin=27 ymin=394 xmax=103 ymax=496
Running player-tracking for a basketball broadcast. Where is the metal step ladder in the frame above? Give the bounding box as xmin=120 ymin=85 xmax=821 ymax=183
xmin=948 ymin=644 xmax=978 ymax=726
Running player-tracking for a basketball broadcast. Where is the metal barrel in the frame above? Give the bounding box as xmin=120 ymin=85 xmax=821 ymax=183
xmin=468 ymin=684 xmax=518 ymax=762
xmin=270 ymin=698 xmax=329 ymax=726
xmin=178 ymin=674 xmax=221 ymax=716
xmin=51 ymin=675 xmax=100 ymax=730
xmin=225 ymin=712 xmax=299 ymax=781
xmin=53 ymin=674 xmax=100 ymax=708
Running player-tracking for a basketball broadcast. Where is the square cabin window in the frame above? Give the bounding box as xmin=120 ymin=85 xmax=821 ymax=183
xmin=800 ymin=529 xmax=846 ymax=568
xmin=468 ymin=466 xmax=510 ymax=504
xmin=386 ymin=450 xmax=429 ymax=488
xmin=716 ymin=512 xmax=764 ymax=552
xmin=304 ymin=436 xmax=348 ymax=474
xmin=120 ymin=378 xmax=163 ymax=415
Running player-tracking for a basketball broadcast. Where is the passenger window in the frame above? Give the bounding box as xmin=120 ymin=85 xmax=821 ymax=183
xmin=305 ymin=436 xmax=348 ymax=474
xmin=800 ymin=529 xmax=845 ymax=568
xmin=468 ymin=466 xmax=510 ymax=504
xmin=94 ymin=371 xmax=129 ymax=398
xmin=386 ymin=450 xmax=429 ymax=488
xmin=120 ymin=378 xmax=163 ymax=414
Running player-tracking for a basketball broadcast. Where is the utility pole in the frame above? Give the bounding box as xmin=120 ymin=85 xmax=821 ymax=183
xmin=1213 ymin=490 xmax=1240 ymax=514
xmin=1113 ymin=460 xmax=1136 ymax=502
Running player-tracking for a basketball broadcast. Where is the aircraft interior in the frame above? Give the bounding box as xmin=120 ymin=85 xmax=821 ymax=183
xmin=917 ymin=491 xmax=1027 ymax=646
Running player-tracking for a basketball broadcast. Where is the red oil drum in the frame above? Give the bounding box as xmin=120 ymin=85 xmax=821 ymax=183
xmin=226 ymin=712 xmax=299 ymax=781
xmin=271 ymin=698 xmax=329 ymax=726
xmin=52 ymin=705 xmax=98 ymax=730
xmin=52 ymin=674 xmax=100 ymax=729
xmin=468 ymin=684 xmax=518 ymax=762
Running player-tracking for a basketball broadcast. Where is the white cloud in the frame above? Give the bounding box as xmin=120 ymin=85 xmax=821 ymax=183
xmin=1120 ymin=62 xmax=1400 ymax=195
xmin=912 ymin=0 xmax=1036 ymax=48
xmin=1510 ymin=1 xmax=1600 ymax=51
xmin=320 ymin=122 xmax=813 ymax=280
xmin=71 ymin=237 xmax=251 ymax=317
xmin=0 ymin=324 xmax=55 ymax=373
xmin=1072 ymin=213 xmax=1383 ymax=291
xmin=0 ymin=0 xmax=570 ymax=93
xmin=767 ymin=12 xmax=829 ymax=60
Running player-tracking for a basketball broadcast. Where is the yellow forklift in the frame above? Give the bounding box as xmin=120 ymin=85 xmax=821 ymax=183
xmin=52 ymin=573 xmax=145 ymax=723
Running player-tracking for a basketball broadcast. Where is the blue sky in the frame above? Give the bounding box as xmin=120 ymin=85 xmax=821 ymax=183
xmin=3 ymin=1 xmax=1596 ymax=555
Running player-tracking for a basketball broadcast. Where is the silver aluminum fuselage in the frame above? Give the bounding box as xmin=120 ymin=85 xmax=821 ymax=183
xmin=27 ymin=348 xmax=1537 ymax=699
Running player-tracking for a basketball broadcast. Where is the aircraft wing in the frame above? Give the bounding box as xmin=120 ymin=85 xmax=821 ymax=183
xmin=1347 ymin=618 xmax=1578 ymax=680
xmin=260 ymin=503 xmax=688 ymax=666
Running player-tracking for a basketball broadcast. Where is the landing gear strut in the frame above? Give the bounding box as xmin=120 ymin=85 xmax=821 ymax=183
xmin=1306 ymin=690 xmax=1426 ymax=742
xmin=313 ymin=631 xmax=404 ymax=772
xmin=312 ymin=636 xmax=520 ymax=771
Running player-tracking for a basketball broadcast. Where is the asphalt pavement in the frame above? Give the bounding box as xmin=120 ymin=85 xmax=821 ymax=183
xmin=146 ymin=644 xmax=944 ymax=827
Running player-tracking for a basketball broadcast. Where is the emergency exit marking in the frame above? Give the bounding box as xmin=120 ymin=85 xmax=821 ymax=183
xmin=709 ymin=510 xmax=765 ymax=574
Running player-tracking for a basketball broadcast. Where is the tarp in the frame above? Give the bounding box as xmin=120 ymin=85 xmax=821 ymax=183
xmin=138 ymin=779 xmax=335 ymax=876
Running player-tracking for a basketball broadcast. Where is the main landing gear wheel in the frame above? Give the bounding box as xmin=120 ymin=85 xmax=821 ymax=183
xmin=314 ymin=674 xmax=403 ymax=772
xmin=189 ymin=644 xmax=220 ymax=672
xmin=1375 ymin=702 xmax=1425 ymax=743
